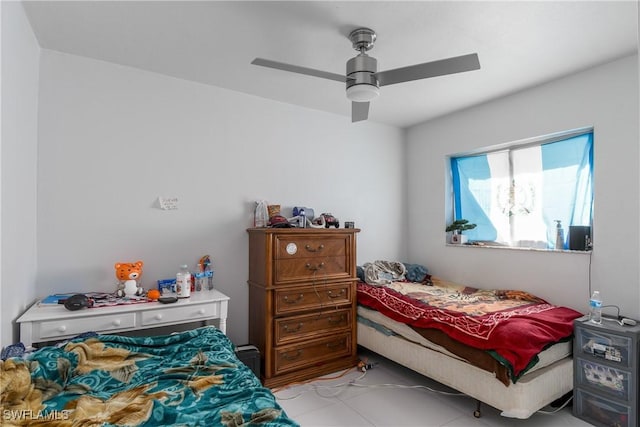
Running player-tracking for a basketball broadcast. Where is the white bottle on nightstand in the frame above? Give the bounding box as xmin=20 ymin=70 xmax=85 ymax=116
xmin=176 ymin=264 xmax=191 ymax=298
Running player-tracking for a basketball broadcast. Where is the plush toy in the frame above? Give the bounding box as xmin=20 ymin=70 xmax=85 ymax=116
xmin=115 ymin=261 xmax=145 ymax=297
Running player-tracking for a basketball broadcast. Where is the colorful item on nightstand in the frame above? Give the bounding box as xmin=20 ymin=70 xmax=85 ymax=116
xmin=115 ymin=261 xmax=145 ymax=297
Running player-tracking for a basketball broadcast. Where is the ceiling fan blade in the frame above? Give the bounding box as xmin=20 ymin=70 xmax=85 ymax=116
xmin=352 ymin=101 xmax=369 ymax=122
xmin=251 ymin=58 xmax=345 ymax=83
xmin=376 ymin=53 xmax=480 ymax=87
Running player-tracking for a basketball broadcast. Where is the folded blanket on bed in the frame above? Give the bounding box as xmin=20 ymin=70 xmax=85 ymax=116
xmin=0 ymin=327 xmax=298 ymax=427
xmin=357 ymin=277 xmax=582 ymax=380
xmin=362 ymin=260 xmax=407 ymax=286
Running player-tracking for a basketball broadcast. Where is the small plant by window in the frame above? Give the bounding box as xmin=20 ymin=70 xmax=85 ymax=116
xmin=446 ymin=219 xmax=476 ymax=244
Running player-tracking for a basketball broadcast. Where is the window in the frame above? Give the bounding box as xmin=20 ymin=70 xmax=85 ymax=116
xmin=450 ymin=130 xmax=593 ymax=249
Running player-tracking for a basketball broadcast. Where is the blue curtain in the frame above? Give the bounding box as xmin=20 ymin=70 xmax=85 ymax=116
xmin=450 ymin=155 xmax=497 ymax=241
xmin=541 ymin=132 xmax=593 ymax=248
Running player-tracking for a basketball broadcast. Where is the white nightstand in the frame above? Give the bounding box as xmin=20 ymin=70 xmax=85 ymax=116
xmin=17 ymin=290 xmax=229 ymax=347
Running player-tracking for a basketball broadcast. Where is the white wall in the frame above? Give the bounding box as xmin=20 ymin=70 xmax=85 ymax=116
xmin=1 ymin=2 xmax=40 ymax=348
xmin=406 ymin=55 xmax=639 ymax=318
xmin=34 ymin=50 xmax=406 ymax=345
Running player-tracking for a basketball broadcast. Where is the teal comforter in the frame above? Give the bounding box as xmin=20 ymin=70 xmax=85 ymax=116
xmin=1 ymin=327 xmax=298 ymax=426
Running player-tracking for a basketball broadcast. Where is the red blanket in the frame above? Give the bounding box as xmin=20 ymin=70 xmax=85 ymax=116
xmin=357 ymin=277 xmax=582 ymax=378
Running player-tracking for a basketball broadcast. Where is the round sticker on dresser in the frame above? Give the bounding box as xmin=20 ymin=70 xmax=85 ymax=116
xmin=286 ymin=243 xmax=297 ymax=255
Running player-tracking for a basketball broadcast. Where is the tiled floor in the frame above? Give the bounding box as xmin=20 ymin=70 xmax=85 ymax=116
xmin=274 ymin=348 xmax=592 ymax=427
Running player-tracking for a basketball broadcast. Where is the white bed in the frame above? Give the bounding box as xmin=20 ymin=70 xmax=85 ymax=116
xmin=357 ymin=305 xmax=574 ymax=419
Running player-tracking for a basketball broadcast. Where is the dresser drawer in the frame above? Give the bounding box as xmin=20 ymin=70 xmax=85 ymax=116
xmin=141 ymin=304 xmax=217 ymax=326
xmin=39 ymin=313 xmax=136 ymax=339
xmin=274 ymin=256 xmax=349 ymax=284
xmin=273 ymin=333 xmax=352 ymax=375
xmin=274 ymin=283 xmax=353 ymax=315
xmin=274 ymin=308 xmax=352 ymax=345
xmin=275 ymin=235 xmax=348 ymax=259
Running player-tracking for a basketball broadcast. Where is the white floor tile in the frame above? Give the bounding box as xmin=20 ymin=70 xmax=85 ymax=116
xmin=342 ymin=386 xmax=465 ymax=427
xmin=276 ymin=385 xmax=340 ymax=419
xmin=274 ymin=349 xmax=593 ymax=427
xmin=292 ymin=401 xmax=375 ymax=427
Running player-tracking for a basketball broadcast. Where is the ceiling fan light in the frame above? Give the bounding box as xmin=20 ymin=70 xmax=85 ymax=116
xmin=346 ymin=84 xmax=380 ymax=102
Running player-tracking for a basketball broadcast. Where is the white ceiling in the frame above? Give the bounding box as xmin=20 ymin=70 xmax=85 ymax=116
xmin=22 ymin=1 xmax=639 ymax=128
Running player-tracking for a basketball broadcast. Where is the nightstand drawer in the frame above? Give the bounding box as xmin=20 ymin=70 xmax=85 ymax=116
xmin=576 ymin=358 xmax=632 ymax=401
xmin=141 ymin=304 xmax=218 ymax=326
xmin=274 ymin=308 xmax=352 ymax=345
xmin=273 ymin=333 xmax=352 ymax=375
xmin=575 ymin=388 xmax=632 ymax=427
xmin=576 ymin=326 xmax=632 ymax=367
xmin=39 ymin=313 xmax=136 ymax=339
xmin=274 ymin=283 xmax=353 ymax=315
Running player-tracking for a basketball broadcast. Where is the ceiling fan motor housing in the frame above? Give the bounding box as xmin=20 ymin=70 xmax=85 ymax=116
xmin=346 ymin=54 xmax=379 ymax=101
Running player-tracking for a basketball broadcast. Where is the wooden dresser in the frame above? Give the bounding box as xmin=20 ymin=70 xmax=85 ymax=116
xmin=247 ymin=228 xmax=360 ymax=388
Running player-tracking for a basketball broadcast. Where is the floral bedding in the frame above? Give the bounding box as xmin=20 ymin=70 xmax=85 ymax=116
xmin=0 ymin=327 xmax=298 ymax=426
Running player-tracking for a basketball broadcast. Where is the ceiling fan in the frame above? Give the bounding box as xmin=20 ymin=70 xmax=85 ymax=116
xmin=251 ymin=28 xmax=480 ymax=123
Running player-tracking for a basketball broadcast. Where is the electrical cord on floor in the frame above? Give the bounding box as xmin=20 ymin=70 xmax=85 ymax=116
xmin=347 ymin=381 xmax=466 ymax=397
xmin=273 ymin=366 xmax=368 ymax=400
xmin=536 ymin=394 xmax=573 ymax=415
xmin=273 ymin=360 xmax=466 ymax=402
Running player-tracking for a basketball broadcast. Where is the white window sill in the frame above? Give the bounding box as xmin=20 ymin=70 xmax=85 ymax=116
xmin=445 ymin=243 xmax=592 ymax=254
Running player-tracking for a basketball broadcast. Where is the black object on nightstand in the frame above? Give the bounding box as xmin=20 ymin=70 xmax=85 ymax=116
xmin=236 ymin=344 xmax=260 ymax=378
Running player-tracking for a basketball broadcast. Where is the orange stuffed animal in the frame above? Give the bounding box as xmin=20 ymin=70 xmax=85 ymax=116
xmin=115 ymin=261 xmax=144 ymax=297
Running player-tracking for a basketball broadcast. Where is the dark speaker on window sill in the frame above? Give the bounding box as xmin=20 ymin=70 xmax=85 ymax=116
xmin=569 ymin=226 xmax=591 ymax=251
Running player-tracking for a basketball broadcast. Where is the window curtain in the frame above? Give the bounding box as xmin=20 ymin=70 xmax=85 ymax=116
xmin=450 ymin=155 xmax=497 ymax=241
xmin=451 ymin=132 xmax=593 ymax=247
xmin=541 ymin=132 xmax=593 ymax=248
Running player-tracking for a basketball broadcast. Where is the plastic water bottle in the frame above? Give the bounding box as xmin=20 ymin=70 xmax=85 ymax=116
xmin=176 ymin=264 xmax=191 ymax=298
xmin=589 ymin=291 xmax=602 ymax=324
xmin=254 ymin=201 xmax=268 ymax=228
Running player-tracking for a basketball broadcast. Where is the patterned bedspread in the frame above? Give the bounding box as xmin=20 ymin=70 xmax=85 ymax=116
xmin=357 ymin=277 xmax=582 ymax=379
xmin=0 ymin=327 xmax=298 ymax=426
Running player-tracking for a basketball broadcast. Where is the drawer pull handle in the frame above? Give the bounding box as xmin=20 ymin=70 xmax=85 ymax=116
xmin=305 ymin=262 xmax=325 ymax=271
xmin=154 ymin=314 xmax=163 ymax=320
xmin=197 ymin=309 xmax=206 ymax=315
xmin=304 ymin=244 xmax=325 ymax=252
xmin=112 ymin=319 xmax=121 ymax=327
xmin=57 ymin=325 xmax=67 ymax=333
xmin=283 ymin=322 xmax=303 ymax=333
xmin=328 ymin=315 xmax=345 ymax=325
xmin=327 ymin=289 xmax=346 ymax=299
xmin=281 ymin=350 xmax=302 ymax=361
xmin=283 ymin=294 xmax=304 ymax=304
xmin=326 ymin=340 xmax=344 ymax=350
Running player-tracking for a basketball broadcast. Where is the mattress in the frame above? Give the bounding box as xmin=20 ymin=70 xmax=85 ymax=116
xmin=358 ymin=305 xmax=572 ymax=381
xmin=356 ymin=278 xmax=581 ymax=382
xmin=357 ymin=318 xmax=574 ymax=419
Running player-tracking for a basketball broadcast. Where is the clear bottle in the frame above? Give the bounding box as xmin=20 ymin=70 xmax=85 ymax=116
xmin=176 ymin=264 xmax=191 ymax=298
xmin=254 ymin=201 xmax=268 ymax=228
xmin=554 ymin=220 xmax=564 ymax=250
xmin=194 ymin=263 xmax=203 ymax=292
xmin=589 ymin=291 xmax=602 ymax=324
